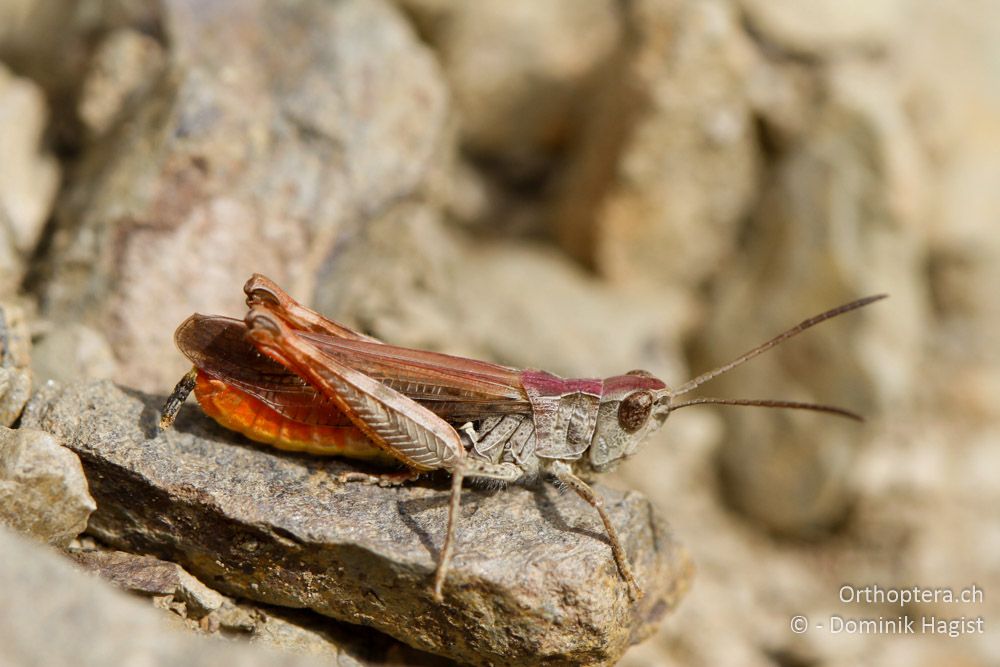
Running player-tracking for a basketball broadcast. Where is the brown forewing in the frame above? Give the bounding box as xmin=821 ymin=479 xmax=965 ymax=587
xmin=175 ymin=315 xmax=531 ymax=426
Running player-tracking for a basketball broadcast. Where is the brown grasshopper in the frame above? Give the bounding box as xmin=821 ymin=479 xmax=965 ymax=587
xmin=160 ymin=274 xmax=885 ymax=601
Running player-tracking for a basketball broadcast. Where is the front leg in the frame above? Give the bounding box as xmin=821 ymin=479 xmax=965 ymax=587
xmin=548 ymin=461 xmax=644 ymax=601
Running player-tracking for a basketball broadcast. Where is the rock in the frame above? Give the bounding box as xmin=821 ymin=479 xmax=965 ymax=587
xmin=551 ymin=0 xmax=760 ymax=287
xmin=209 ymin=598 xmax=455 ymax=664
xmin=209 ymin=602 xmax=359 ymax=661
xmin=24 ymin=380 xmax=693 ymax=666
xmin=0 ymin=425 xmax=95 ymax=546
xmin=39 ymin=0 xmax=450 ymax=393
xmin=0 ymin=525 xmax=333 ymax=667
xmin=398 ymin=0 xmax=621 ymax=175
xmin=613 ymin=4 xmax=1000 ymax=665
xmin=0 ymin=63 xmax=59 ymax=287
xmin=0 ymin=301 xmax=32 ymax=425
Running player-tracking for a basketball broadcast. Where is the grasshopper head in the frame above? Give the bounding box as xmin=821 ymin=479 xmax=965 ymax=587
xmin=586 ymin=371 xmax=674 ymax=473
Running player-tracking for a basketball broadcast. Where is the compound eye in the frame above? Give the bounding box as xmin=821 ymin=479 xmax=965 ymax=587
xmin=618 ymin=391 xmax=653 ymax=433
xmin=626 ymin=369 xmax=656 ymax=378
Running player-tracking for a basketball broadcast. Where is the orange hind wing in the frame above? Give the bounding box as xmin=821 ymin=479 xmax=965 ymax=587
xmin=193 ymin=371 xmax=396 ymax=463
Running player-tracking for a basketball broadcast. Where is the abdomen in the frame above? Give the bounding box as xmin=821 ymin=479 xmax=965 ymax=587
xmin=193 ymin=370 xmax=396 ymax=463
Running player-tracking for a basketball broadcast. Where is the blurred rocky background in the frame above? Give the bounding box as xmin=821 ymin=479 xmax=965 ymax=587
xmin=1 ymin=0 xmax=997 ymax=665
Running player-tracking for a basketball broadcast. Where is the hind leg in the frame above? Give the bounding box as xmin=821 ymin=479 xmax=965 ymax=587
xmin=243 ymin=273 xmax=381 ymax=342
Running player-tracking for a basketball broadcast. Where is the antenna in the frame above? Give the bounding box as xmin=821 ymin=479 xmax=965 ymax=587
xmin=668 ymin=397 xmax=862 ymax=421
xmin=673 ymin=294 xmax=887 ymax=397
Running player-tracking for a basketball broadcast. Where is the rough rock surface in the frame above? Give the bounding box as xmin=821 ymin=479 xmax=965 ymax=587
xmin=0 ymin=525 xmax=333 ymax=667
xmin=39 ymin=0 xmax=450 ymax=393
xmin=23 ymin=380 xmax=692 ymax=666
xmin=0 ymin=425 xmax=95 ymax=546
xmin=7 ymin=0 xmax=1000 ymax=665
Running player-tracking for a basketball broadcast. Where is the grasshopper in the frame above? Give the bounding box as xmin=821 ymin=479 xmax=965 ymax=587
xmin=160 ymin=274 xmax=885 ymax=601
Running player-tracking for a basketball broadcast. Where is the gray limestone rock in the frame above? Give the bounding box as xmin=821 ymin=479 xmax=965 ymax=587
xmin=0 ymin=525 xmax=332 ymax=667
xmin=24 ymin=380 xmax=692 ymax=666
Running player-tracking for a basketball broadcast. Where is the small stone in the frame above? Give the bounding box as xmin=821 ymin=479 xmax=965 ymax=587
xmin=24 ymin=380 xmax=692 ymax=666
xmin=71 ymin=550 xmax=225 ymax=619
xmin=0 ymin=425 xmax=95 ymax=547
